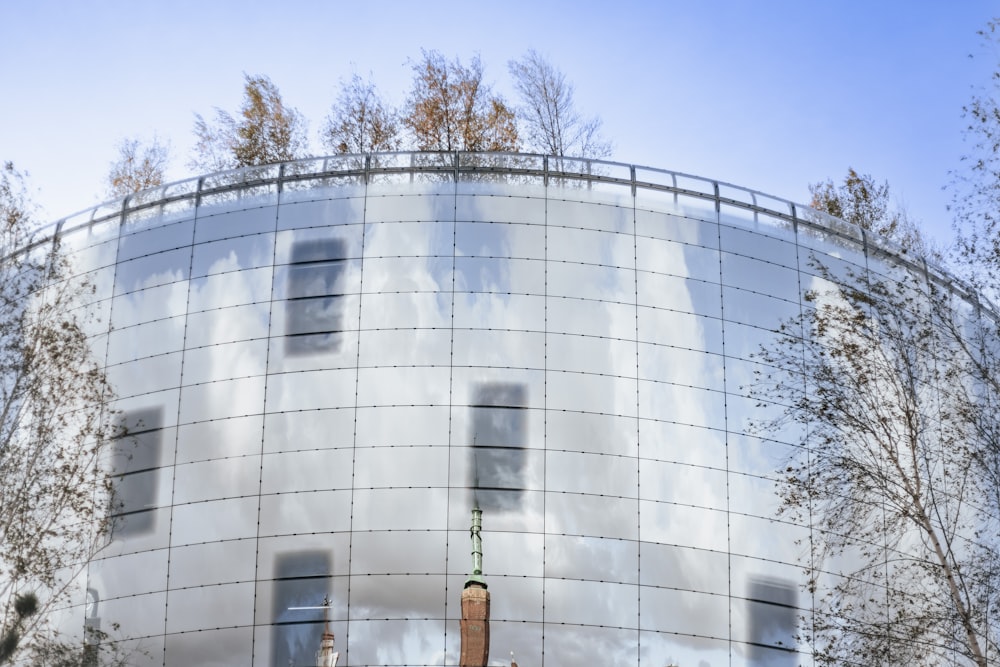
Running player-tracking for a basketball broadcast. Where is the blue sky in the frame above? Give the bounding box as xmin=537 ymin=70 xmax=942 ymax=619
xmin=1 ymin=1 xmax=995 ymax=249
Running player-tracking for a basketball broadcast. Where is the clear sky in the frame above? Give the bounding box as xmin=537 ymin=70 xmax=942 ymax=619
xmin=1 ymin=1 xmax=996 ymax=249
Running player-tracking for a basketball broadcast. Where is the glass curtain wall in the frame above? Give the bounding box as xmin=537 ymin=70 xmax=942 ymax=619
xmin=19 ymin=155 xmax=981 ymax=667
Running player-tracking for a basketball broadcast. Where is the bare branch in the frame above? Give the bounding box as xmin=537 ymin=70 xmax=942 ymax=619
xmin=321 ymin=73 xmax=401 ymax=155
xmin=508 ymin=50 xmax=612 ymax=159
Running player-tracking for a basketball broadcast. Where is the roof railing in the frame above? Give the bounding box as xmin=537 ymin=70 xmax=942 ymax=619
xmin=11 ymin=150 xmax=986 ymax=315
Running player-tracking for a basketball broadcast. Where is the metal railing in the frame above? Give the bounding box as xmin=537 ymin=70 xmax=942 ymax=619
xmin=10 ymin=151 xmax=986 ymax=314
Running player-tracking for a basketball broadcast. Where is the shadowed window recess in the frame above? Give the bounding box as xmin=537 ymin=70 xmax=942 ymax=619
xmin=271 ymin=550 xmax=333 ymax=667
xmin=469 ymin=383 xmax=527 ymax=511
xmin=108 ymin=407 xmax=163 ymax=537
xmin=285 ymin=238 xmax=347 ymax=355
xmin=747 ymin=577 xmax=798 ymax=666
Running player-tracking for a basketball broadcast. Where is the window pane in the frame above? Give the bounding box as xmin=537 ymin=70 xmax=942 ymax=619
xmin=266 ymin=550 xmax=334 ymax=667
xmin=284 ymin=238 xmax=349 ymax=354
xmin=469 ymin=383 xmax=527 ymax=511
xmin=109 ymin=408 xmax=164 ymax=538
xmin=164 ymin=627 xmax=252 ymax=667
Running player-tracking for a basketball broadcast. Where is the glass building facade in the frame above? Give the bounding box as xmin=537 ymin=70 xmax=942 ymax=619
xmin=19 ymin=153 xmax=983 ymax=666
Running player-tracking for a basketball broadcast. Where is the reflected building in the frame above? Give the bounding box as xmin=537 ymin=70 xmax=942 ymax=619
xmin=12 ymin=152 xmax=987 ymax=666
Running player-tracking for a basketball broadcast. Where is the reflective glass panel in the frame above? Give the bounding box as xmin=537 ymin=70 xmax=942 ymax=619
xmin=265 ymin=550 xmax=334 ymax=667
xmin=347 ymin=619 xmax=445 ymax=666
xmin=88 ymin=548 xmax=168 ymax=600
xmin=639 ymin=586 xmax=728 ymax=637
xmin=547 ymin=410 xmax=638 ymax=457
xmin=546 ymin=450 xmax=637 ymax=498
xmin=547 ymin=262 xmax=636 ymax=302
xmin=164 ymin=627 xmax=252 ymax=667
xmin=547 ymin=226 xmax=635 ymax=268
xmin=350 ymin=531 xmax=446 ymax=575
xmin=353 ymin=445 xmax=448 ymax=488
xmin=546 ymin=492 xmax=638 ymax=540
xmin=264 ymin=368 xmax=356 ymax=413
xmin=363 ymin=220 xmax=453 ymax=257
xmin=188 ymin=267 xmax=272 ymax=311
xmin=263 ymin=409 xmax=355 ymax=453
xmin=260 ymin=448 xmax=354 ymax=494
xmin=546 ymin=534 xmax=638 ymax=583
xmin=467 ymin=382 xmax=528 ymax=511
xmin=635 ymin=207 xmax=719 ymax=248
xmin=637 ymin=271 xmax=722 ymax=318
xmin=542 ymin=621 xmax=639 ymax=667
xmin=720 ymin=223 xmax=797 ymax=268
xmin=172 ymin=456 xmax=261 ymax=504
xmin=454 ymin=292 xmax=543 ymax=331
xmin=454 ymin=256 xmax=545 ymax=295
xmin=167 ymin=538 xmax=257 ymax=589
xmin=111 ymin=281 xmax=189 ymax=328
xmin=276 ymin=196 xmax=365 ymax=231
xmin=109 ymin=408 xmax=165 ymax=538
xmin=113 ymin=247 xmax=191 ymax=296
xmin=117 ymin=219 xmax=194 ymax=262
xmin=365 ymin=191 xmax=454 ymax=223
xmin=170 ymin=497 xmax=259 ymax=546
xmin=721 ymin=251 xmax=800 ymax=303
xmin=348 ymin=574 xmax=446 ymax=619
xmin=352 ymin=488 xmax=448 ymax=531
xmin=639 ymin=500 xmax=728 ymax=552
xmin=546 ymin=198 xmax=633 ymax=234
xmin=258 ymin=490 xmax=352 ymax=537
xmin=545 ymin=578 xmax=638 ymax=627
xmin=639 ymin=541 xmax=729 ymax=595
xmin=283 ymin=238 xmax=350 ymax=355
xmin=636 ymin=236 xmax=721 ymax=283
xmin=193 ymin=205 xmax=276 ymax=243
xmin=107 ymin=353 xmax=183 ymax=398
xmin=455 ymin=193 xmax=545 ymax=225
xmin=106 ymin=316 xmax=185 ymax=365
xmin=455 ymin=220 xmax=545 ymax=259
xmin=165 ymin=582 xmax=254 ymax=633
xmin=184 ymin=303 xmax=270 ymax=348
xmin=181 ymin=339 xmax=267 ymax=386
xmin=191 ymin=232 xmax=274 ymax=277
xmin=178 ymin=376 xmax=266 ymax=424
xmin=176 ymin=414 xmax=263 ymax=464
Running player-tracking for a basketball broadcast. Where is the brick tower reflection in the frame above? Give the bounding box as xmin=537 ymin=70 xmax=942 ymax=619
xmin=315 ymin=596 xmax=339 ymax=667
xmin=460 ymin=503 xmax=490 ymax=667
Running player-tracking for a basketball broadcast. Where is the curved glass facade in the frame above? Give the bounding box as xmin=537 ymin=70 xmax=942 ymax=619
xmin=22 ymin=153 xmax=981 ymax=665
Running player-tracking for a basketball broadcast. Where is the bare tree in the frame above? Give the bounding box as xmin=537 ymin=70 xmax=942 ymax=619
xmin=190 ymin=73 xmax=308 ymax=172
xmin=508 ymin=50 xmax=612 ymax=159
xmin=953 ymin=19 xmax=1000 ymax=300
xmin=321 ymin=73 xmax=401 ymax=155
xmin=403 ymin=50 xmax=519 ymax=152
xmin=810 ymin=168 xmax=934 ymax=257
xmin=0 ymin=162 xmax=118 ymax=664
xmin=106 ymin=136 xmax=170 ymax=199
xmin=750 ymin=260 xmax=999 ymax=666
xmin=190 ymin=109 xmax=237 ymax=173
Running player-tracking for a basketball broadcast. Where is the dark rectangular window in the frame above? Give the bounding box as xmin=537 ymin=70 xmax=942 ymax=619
xmin=271 ymin=550 xmax=332 ymax=667
xmin=470 ymin=383 xmax=527 ymax=511
xmin=285 ymin=239 xmax=346 ymax=355
xmin=747 ymin=577 xmax=798 ymax=665
xmin=109 ymin=407 xmax=163 ymax=537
